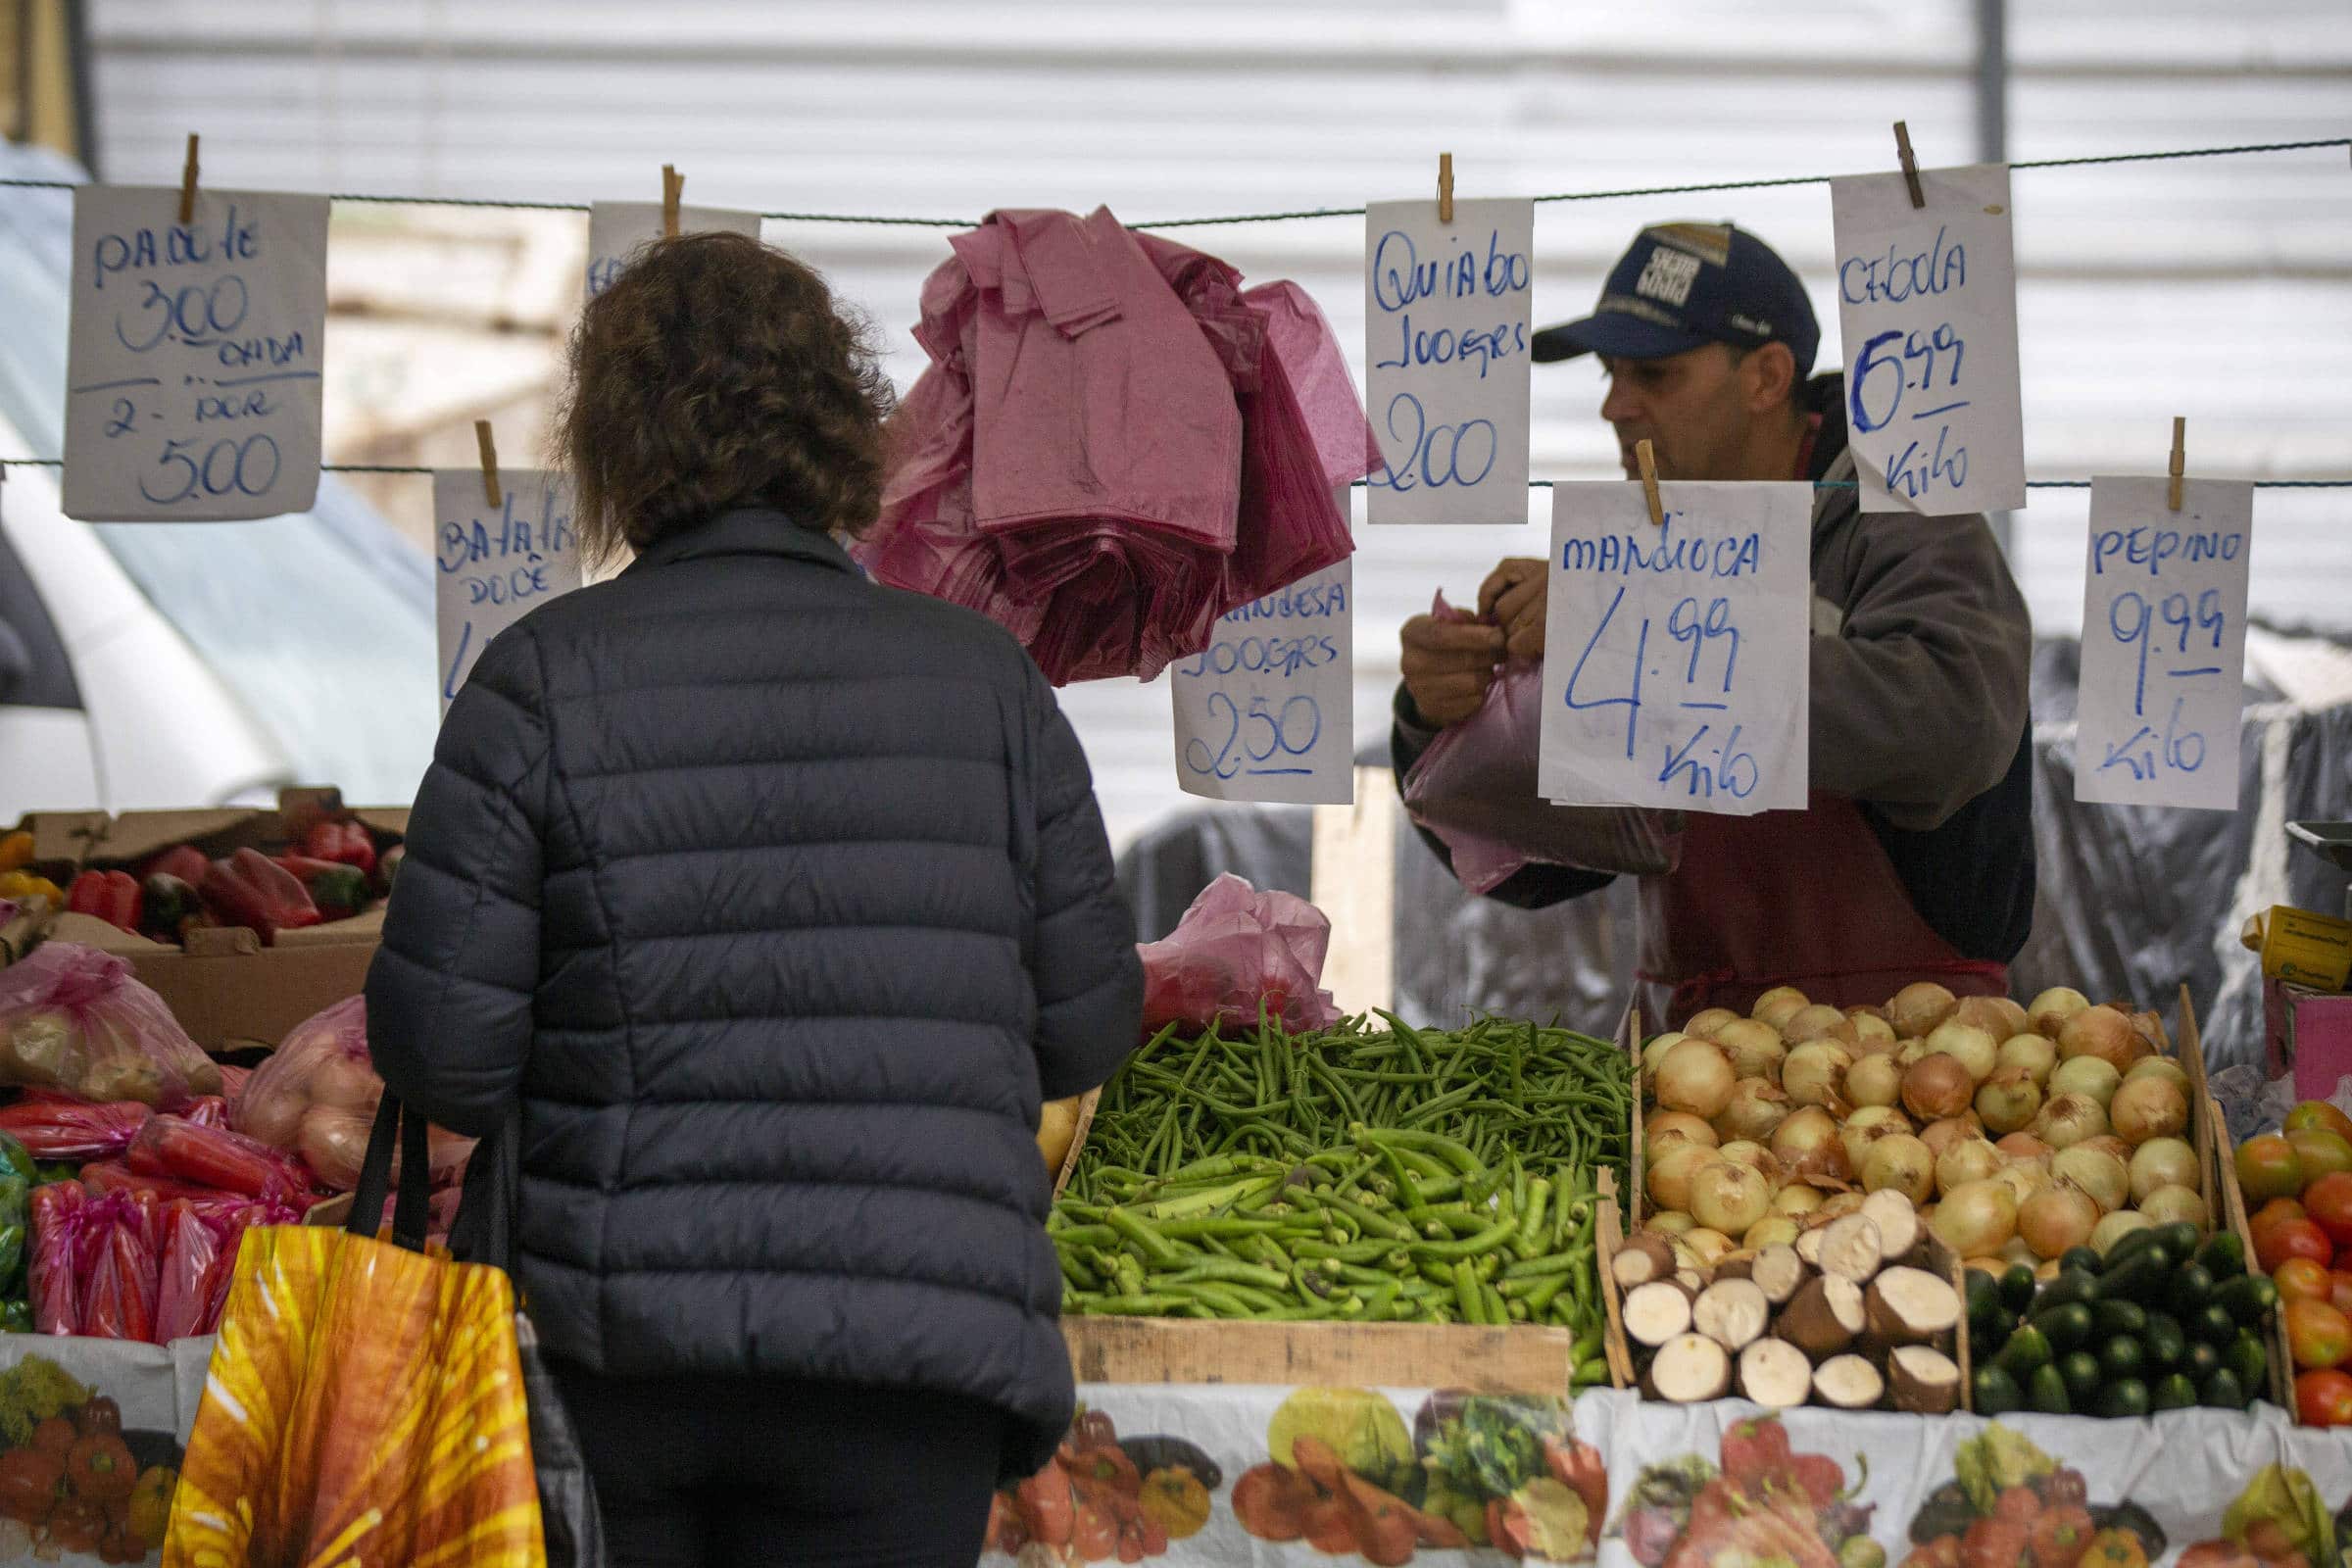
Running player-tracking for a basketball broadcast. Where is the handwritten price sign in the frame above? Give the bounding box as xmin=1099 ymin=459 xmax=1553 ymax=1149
xmin=63 ymin=188 xmax=327 ymax=521
xmin=1170 ymin=559 xmax=1352 ymax=805
xmin=585 ymin=203 xmax=761 ymax=299
xmin=1829 ymin=164 xmax=2025 ymax=515
xmin=432 ymin=470 xmax=583 ymax=711
xmin=1363 ymin=197 xmax=1533 ymax=525
xmin=2075 ymin=477 xmax=2252 ymax=812
xmin=1538 ymin=482 xmax=1811 ymax=814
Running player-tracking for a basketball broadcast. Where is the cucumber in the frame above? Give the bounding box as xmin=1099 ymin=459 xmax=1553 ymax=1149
xmin=2197 ymin=1232 xmax=2247 ymax=1281
xmin=2096 ymin=1378 xmax=2152 ymax=1419
xmin=2101 ymin=1225 xmax=2172 ymax=1270
xmin=2030 ymin=1302 xmax=2095 ymax=1355
xmin=2100 ymin=1336 xmax=2146 ymax=1381
xmin=2028 ymin=1364 xmax=2073 ymax=1414
xmin=2142 ymin=1312 xmax=2187 ymax=1372
xmin=1998 ymin=1263 xmax=2040 ymax=1316
xmin=2061 ymin=1246 xmax=2104 ymax=1277
xmin=2200 ymin=1367 xmax=2251 ymax=1411
xmin=2226 ymin=1330 xmax=2271 ymax=1392
xmin=2100 ymin=1248 xmax=2175 ymax=1306
xmin=2151 ymin=1220 xmax=2204 ymax=1261
xmin=2092 ymin=1299 xmax=2149 ymax=1341
xmin=1993 ymin=1325 xmax=2053 ymax=1381
xmin=2037 ymin=1270 xmax=2103 ymax=1311
xmin=2151 ymin=1373 xmax=2199 ymax=1412
xmin=2190 ymin=1303 xmax=2240 ymax=1348
xmin=1974 ymin=1365 xmax=2025 ymax=1416
xmin=2169 ymin=1262 xmax=2216 ymax=1319
xmin=2216 ymin=1274 xmax=2279 ymax=1328
xmin=1967 ymin=1270 xmax=2013 ymax=1346
xmin=2058 ymin=1349 xmax=2106 ymax=1407
xmin=2183 ymin=1341 xmax=2224 ymax=1385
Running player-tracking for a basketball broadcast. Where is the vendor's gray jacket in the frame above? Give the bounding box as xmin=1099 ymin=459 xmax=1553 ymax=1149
xmin=366 ymin=508 xmax=1144 ymax=1476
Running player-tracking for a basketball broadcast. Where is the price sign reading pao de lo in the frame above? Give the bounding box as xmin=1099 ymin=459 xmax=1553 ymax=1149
xmin=433 ymin=470 xmax=584 ymax=712
xmin=2075 ymin=477 xmax=2254 ymax=813
xmin=63 ymin=187 xmax=328 ymax=521
xmin=1538 ymin=482 xmax=1812 ymax=815
xmin=1362 ymin=197 xmax=1534 ymax=525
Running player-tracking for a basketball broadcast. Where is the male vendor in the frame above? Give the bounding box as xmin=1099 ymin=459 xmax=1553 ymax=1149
xmin=1392 ymin=222 xmax=2035 ymax=1027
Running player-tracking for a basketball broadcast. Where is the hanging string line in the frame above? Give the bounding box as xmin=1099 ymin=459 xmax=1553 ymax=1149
xmin=0 ymin=135 xmax=2340 ymax=229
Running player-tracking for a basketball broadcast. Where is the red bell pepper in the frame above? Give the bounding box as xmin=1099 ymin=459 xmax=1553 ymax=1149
xmin=197 ymin=849 xmax=320 ymax=945
xmin=64 ymin=871 xmax=143 ymax=936
xmin=142 ymin=845 xmax=211 ymax=887
xmin=302 ymin=820 xmax=377 ymax=876
xmin=270 ymin=855 xmax=371 ymax=920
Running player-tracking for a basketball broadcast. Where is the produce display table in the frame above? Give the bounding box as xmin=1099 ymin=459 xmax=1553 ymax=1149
xmin=987 ymin=1382 xmax=2352 ymax=1568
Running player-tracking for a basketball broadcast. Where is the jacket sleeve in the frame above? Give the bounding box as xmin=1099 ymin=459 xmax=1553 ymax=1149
xmin=1026 ymin=670 xmax=1146 ymax=1102
xmin=1809 ymin=509 xmax=2033 ymax=833
xmin=365 ymin=629 xmax=550 ymax=1137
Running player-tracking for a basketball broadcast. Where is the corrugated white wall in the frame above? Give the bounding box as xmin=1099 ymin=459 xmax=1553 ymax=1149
xmin=83 ymin=0 xmax=2352 ymax=844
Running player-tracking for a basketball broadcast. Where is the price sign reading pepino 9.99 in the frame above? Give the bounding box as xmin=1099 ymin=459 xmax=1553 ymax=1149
xmin=2075 ymin=477 xmax=2253 ymax=812
xmin=63 ymin=187 xmax=328 ymax=521
xmin=1537 ymin=482 xmax=1812 ymax=814
xmin=1830 ymin=163 xmax=2025 ymax=516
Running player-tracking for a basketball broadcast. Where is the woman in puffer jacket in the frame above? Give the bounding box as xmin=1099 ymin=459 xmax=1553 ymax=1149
xmin=367 ymin=230 xmax=1145 ymax=1568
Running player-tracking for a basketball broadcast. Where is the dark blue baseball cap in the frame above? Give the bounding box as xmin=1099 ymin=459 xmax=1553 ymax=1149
xmin=1531 ymin=221 xmax=1819 ymax=375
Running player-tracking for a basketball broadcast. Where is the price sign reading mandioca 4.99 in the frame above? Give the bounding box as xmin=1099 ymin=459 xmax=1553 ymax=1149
xmin=2076 ymin=477 xmax=2253 ymax=812
xmin=1538 ymin=482 xmax=1811 ymax=814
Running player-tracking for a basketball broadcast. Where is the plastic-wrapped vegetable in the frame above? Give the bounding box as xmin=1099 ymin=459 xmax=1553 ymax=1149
xmin=78 ymin=1159 xmax=217 ymax=1206
xmin=0 ymin=1096 xmax=152 ymax=1159
xmin=125 ymin=1114 xmax=310 ymax=1202
xmin=235 ymin=998 xmax=472 ymax=1190
xmin=28 ymin=1182 xmax=83 ymax=1335
xmin=0 ymin=943 xmax=221 ymax=1106
xmin=183 ymin=1096 xmax=229 ymax=1129
xmin=73 ymin=1191 xmax=158 ymax=1342
xmin=155 ymin=1200 xmax=230 ymax=1343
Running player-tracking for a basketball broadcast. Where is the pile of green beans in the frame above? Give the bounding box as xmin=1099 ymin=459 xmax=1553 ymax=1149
xmin=1051 ymin=1014 xmax=1629 ymax=1383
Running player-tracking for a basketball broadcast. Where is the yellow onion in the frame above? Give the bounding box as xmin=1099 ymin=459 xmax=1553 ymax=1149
xmin=1901 ymin=1054 xmax=1975 ymax=1122
xmin=2051 ymin=1145 xmax=2130 ymax=1214
xmin=1690 ymin=1160 xmax=1774 ymax=1237
xmin=1997 ymin=1033 xmax=2058 ymax=1087
xmin=1920 ymin=1114 xmax=1984 ymax=1159
xmin=1744 ymin=1216 xmax=1801 ymax=1251
xmin=1996 ymin=1157 xmax=2052 ymax=1209
xmin=1934 ymin=1177 xmax=2019 ymax=1256
xmin=1648 ymin=1211 xmax=1695 ymax=1235
xmin=1654 ymin=1039 xmax=1737 ymax=1118
xmin=1644 ymin=1111 xmax=1719 ymax=1163
xmin=1647 ymin=1143 xmax=1714 ymax=1213
xmin=2030 ymin=1092 xmax=2109 ymax=1151
xmin=1783 ymin=1004 xmax=1857 ymax=1046
xmin=1975 ymin=1065 xmax=2044 ymax=1135
xmin=2018 ymin=1182 xmax=2099 ymax=1258
xmin=1681 ymin=1229 xmax=1737 ymax=1268
xmin=2091 ymin=1209 xmax=2156 ymax=1254
xmin=1714 ymin=1018 xmax=1789 ymax=1082
xmin=1889 ymin=981 xmax=1960 ymax=1039
xmin=1936 ymin=1137 xmax=2004 ymax=1195
xmin=1862 ymin=1133 xmax=1935 ymax=1204
xmin=2029 ymin=987 xmax=2091 ymax=1039
xmin=2110 ymin=1074 xmax=2188 ymax=1147
xmin=1926 ymin=1019 xmax=2000 ymax=1084
xmin=1840 ymin=1105 xmax=1910 ymax=1174
xmin=1996 ymin=1131 xmax=2053 ymax=1161
xmin=1769 ymin=1107 xmax=1851 ymax=1186
xmin=2139 ymin=1184 xmax=2209 ymax=1231
xmin=1954 ymin=996 xmax=2032 ymax=1041
xmin=2059 ymin=1005 xmax=2141 ymax=1071
xmin=1773 ymin=1183 xmax=1828 ymax=1218
xmin=1714 ymin=1141 xmax=1786 ymax=1187
xmin=1683 ymin=1008 xmax=1740 ymax=1042
xmin=2127 ymin=1056 xmax=2191 ymax=1093
xmin=1642 ymin=1031 xmax=1690 ymax=1077
xmin=1845 ymin=1053 xmax=1903 ymax=1109
xmin=1750 ymin=988 xmax=1810 ymax=1032
xmin=1847 ymin=1010 xmax=1899 ymax=1052
xmin=1713 ymin=1077 xmax=1791 ymax=1144
xmin=2130 ymin=1138 xmax=2200 ymax=1204
xmin=1784 ymin=1043 xmax=1854 ymax=1109
xmin=2050 ymin=1054 xmax=2123 ymax=1110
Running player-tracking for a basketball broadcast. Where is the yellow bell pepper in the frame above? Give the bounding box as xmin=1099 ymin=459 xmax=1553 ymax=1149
xmin=128 ymin=1464 xmax=177 ymax=1548
xmin=0 ymin=871 xmax=63 ymax=907
xmin=0 ymin=832 xmax=30 ymax=875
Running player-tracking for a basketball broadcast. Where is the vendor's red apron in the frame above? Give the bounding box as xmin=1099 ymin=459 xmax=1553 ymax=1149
xmin=1634 ymin=793 xmax=2008 ymax=1031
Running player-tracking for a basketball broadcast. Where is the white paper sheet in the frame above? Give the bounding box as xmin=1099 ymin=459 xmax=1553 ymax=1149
xmin=1171 ymin=559 xmax=1353 ymax=805
xmin=432 ymin=469 xmax=583 ymax=711
xmin=1537 ymin=481 xmax=1811 ymax=814
xmin=1363 ymin=197 xmax=1533 ymax=525
xmin=1829 ymin=163 xmax=2026 ymax=515
xmin=585 ymin=202 xmax=763 ymax=298
xmin=63 ymin=187 xmax=328 ymax=521
xmin=2075 ymin=476 xmax=2253 ymax=811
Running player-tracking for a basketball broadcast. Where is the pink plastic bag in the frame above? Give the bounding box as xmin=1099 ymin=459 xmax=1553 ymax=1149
xmin=155 ymin=1199 xmax=233 ymax=1342
xmin=126 ymin=1113 xmax=312 ymax=1201
xmin=0 ymin=941 xmax=221 ymax=1106
xmin=1138 ymin=873 xmax=1342 ymax=1035
xmin=234 ymin=997 xmax=473 ymax=1190
xmin=0 ymin=1094 xmax=151 ymax=1159
xmin=66 ymin=1189 xmax=157 ymax=1341
xmin=1402 ymin=593 xmax=1685 ymax=893
xmin=29 ymin=1181 xmax=83 ymax=1335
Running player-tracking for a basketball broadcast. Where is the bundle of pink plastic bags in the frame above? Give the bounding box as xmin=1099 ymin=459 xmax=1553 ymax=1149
xmin=859 ymin=207 xmax=1379 ymax=684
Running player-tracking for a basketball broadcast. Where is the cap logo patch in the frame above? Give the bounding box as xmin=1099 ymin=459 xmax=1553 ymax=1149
xmin=1635 ymin=246 xmax=1701 ymax=308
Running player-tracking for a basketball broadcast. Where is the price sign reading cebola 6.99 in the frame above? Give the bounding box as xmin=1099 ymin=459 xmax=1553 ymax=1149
xmin=2075 ymin=477 xmax=2254 ymax=812
xmin=63 ymin=187 xmax=328 ymax=521
xmin=1538 ymin=482 xmax=1812 ymax=815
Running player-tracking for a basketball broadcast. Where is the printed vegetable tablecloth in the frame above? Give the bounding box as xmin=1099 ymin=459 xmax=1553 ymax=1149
xmin=984 ymin=1385 xmax=2352 ymax=1568
xmin=0 ymin=1335 xmax=211 ymax=1565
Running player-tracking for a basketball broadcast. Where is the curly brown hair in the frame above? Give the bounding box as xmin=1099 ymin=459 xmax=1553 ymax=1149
xmin=555 ymin=230 xmax=894 ymax=566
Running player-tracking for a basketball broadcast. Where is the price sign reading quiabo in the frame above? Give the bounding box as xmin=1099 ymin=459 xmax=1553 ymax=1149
xmin=2075 ymin=477 xmax=2254 ymax=811
xmin=1538 ymin=482 xmax=1812 ymax=814
xmin=432 ymin=470 xmax=583 ymax=712
xmin=63 ymin=187 xmax=328 ymax=521
xmin=1829 ymin=163 xmax=2025 ymax=515
xmin=585 ymin=203 xmax=762 ymax=299
xmin=1362 ymin=197 xmax=1533 ymax=525
xmin=1171 ymin=560 xmax=1353 ymax=805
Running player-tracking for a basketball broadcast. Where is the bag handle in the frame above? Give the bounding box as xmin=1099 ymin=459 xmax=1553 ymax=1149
xmin=447 ymin=1101 xmax=520 ymax=1273
xmin=349 ymin=1094 xmax=433 ymax=1252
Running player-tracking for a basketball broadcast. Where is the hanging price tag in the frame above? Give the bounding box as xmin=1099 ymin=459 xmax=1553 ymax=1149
xmin=1538 ymin=482 xmax=1812 ymax=814
xmin=1362 ymin=197 xmax=1533 ymax=525
xmin=1829 ymin=164 xmax=2026 ymax=515
xmin=63 ymin=187 xmax=328 ymax=521
xmin=1171 ymin=559 xmax=1353 ymax=805
xmin=585 ymin=203 xmax=762 ymax=299
xmin=2075 ymin=476 xmax=2253 ymax=811
xmin=432 ymin=470 xmax=583 ymax=711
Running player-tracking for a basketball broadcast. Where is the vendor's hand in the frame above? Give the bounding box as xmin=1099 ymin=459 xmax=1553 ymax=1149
xmin=1399 ymin=614 xmax=1504 ymax=727
xmin=1479 ymin=557 xmax=1549 ymax=662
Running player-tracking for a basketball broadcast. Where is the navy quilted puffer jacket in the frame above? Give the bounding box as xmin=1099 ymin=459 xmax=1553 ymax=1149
xmin=365 ymin=508 xmax=1144 ymax=1474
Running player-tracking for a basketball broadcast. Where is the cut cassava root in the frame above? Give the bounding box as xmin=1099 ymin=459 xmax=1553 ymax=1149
xmin=1623 ymin=1281 xmax=1694 ymax=1348
xmin=1779 ymin=1274 xmax=1866 ymax=1359
xmin=1812 ymin=1352 xmax=1886 ymax=1410
xmin=1864 ymin=1266 xmax=1961 ymax=1346
xmin=1692 ymin=1278 xmax=1770 ymax=1352
xmin=1611 ymin=1231 xmax=1678 ymax=1292
xmin=1890 ymin=1344 xmax=1962 ymax=1415
xmin=1738 ymin=1337 xmax=1815 ymax=1407
xmin=1649 ymin=1333 xmax=1733 ymax=1402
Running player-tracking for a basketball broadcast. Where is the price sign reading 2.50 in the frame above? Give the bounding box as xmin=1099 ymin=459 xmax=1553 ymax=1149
xmin=2075 ymin=477 xmax=2254 ymax=813
xmin=1171 ymin=561 xmax=1353 ymax=807
xmin=1538 ymin=482 xmax=1811 ymax=816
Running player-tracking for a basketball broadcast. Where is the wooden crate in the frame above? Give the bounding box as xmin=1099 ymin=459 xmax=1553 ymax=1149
xmin=1051 ymin=1086 xmax=1101 ymax=1200
xmin=2181 ymin=986 xmax=2297 ymax=1415
xmin=1062 ymin=1315 xmax=1580 ymax=1393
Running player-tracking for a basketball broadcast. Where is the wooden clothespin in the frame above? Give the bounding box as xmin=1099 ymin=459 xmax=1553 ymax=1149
xmin=2168 ymin=416 xmax=2186 ymax=512
xmin=1893 ymin=122 xmax=1924 ymax=209
xmin=178 ymin=134 xmax=201 ymax=225
xmin=1635 ymin=439 xmax=1664 ymax=526
xmin=474 ymin=419 xmax=502 ymax=510
xmin=1438 ymin=153 xmax=1453 ymax=225
xmin=662 ymin=165 xmax=683 ymax=238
